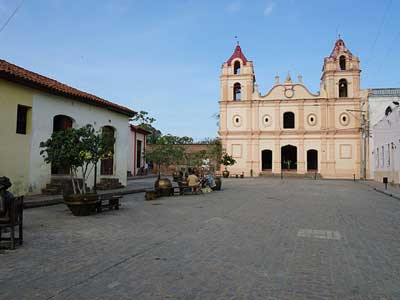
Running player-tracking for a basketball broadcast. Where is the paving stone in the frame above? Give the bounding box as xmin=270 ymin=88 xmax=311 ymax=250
xmin=0 ymin=178 xmax=399 ymax=299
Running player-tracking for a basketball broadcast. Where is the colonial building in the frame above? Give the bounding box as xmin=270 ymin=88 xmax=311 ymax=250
xmin=362 ymin=88 xmax=400 ymax=180
xmin=127 ymin=125 xmax=150 ymax=176
xmin=219 ymin=39 xmax=362 ymax=178
xmin=372 ymin=104 xmax=400 ymax=184
xmin=0 ymin=60 xmax=135 ymax=195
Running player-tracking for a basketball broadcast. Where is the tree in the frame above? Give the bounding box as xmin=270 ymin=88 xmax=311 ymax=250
xmin=138 ymin=123 xmax=162 ymax=144
xmin=40 ymin=125 xmax=114 ymax=195
xmin=162 ymin=134 xmax=194 ymax=145
xmin=145 ymin=136 xmax=186 ymax=179
xmin=207 ymin=139 xmax=223 ymax=170
xmin=185 ymin=149 xmax=208 ymax=168
xmin=220 ymin=152 xmax=236 ymax=171
xmin=130 ymin=110 xmax=156 ymax=125
xmin=130 ymin=111 xmax=162 ymax=144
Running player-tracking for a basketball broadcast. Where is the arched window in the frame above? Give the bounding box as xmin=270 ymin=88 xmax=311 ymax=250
xmin=339 ymin=79 xmax=348 ymax=97
xmin=283 ymin=112 xmax=295 ymax=129
xmin=234 ymin=61 xmax=241 ymax=75
xmin=53 ymin=115 xmax=73 ymax=132
xmin=339 ymin=56 xmax=346 ymax=70
xmin=233 ymin=83 xmax=241 ymax=101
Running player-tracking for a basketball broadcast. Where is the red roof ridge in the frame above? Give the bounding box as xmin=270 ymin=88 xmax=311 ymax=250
xmin=130 ymin=124 xmax=151 ymax=135
xmin=0 ymin=59 xmax=136 ymax=117
xmin=226 ymin=44 xmax=249 ymax=66
xmin=329 ymin=38 xmax=353 ymax=60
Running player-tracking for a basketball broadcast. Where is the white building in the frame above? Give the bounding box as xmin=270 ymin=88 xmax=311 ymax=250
xmin=373 ymin=104 xmax=400 ymax=184
xmin=0 ymin=59 xmax=135 ymax=195
xmin=364 ymin=88 xmax=400 ymax=179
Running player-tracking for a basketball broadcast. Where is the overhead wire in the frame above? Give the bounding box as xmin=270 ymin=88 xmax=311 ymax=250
xmin=0 ymin=0 xmax=25 ymax=35
xmin=366 ymin=0 xmax=392 ymax=66
xmin=362 ymin=0 xmax=392 ymax=81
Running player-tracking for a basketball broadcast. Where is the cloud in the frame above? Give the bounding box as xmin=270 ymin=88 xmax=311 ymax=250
xmin=263 ymin=1 xmax=275 ymax=16
xmin=226 ymin=1 xmax=241 ymax=13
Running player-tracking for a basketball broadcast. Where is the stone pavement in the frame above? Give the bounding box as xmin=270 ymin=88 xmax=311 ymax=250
xmin=1 ymin=178 xmax=400 ymax=299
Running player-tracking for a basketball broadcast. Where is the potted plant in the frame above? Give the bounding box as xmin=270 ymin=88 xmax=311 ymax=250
xmin=220 ymin=152 xmax=236 ymax=178
xmin=146 ymin=136 xmax=185 ymax=196
xmin=284 ymin=159 xmax=292 ymax=171
xmin=40 ymin=125 xmax=114 ymax=216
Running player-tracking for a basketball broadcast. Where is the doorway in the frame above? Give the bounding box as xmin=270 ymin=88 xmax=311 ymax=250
xmin=261 ymin=150 xmax=272 ymax=171
xmin=136 ymin=140 xmax=142 ymax=170
xmin=281 ymin=145 xmax=297 ymax=170
xmin=51 ymin=115 xmax=74 ymax=175
xmin=307 ymin=150 xmax=318 ymax=171
xmin=101 ymin=126 xmax=115 ymax=175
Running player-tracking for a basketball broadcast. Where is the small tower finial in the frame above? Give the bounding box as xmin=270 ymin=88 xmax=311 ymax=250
xmin=235 ymin=35 xmax=239 ymax=45
xmin=285 ymin=72 xmax=292 ymax=84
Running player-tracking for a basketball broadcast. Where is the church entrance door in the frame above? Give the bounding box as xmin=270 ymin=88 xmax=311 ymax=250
xmin=307 ymin=149 xmax=318 ymax=171
xmin=281 ymin=145 xmax=297 ymax=170
xmin=261 ymin=150 xmax=272 ymax=171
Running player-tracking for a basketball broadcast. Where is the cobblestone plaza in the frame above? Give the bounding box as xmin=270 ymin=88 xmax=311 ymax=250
xmin=1 ymin=178 xmax=400 ymax=299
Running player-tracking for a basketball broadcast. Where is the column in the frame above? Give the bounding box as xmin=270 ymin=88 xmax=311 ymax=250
xmin=273 ymin=141 xmax=281 ymax=174
xmin=297 ymin=140 xmax=305 ymax=174
xmin=298 ymin=102 xmax=304 ymax=130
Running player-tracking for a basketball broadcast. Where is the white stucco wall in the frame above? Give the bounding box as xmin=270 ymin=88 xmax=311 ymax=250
xmin=28 ymin=92 xmax=130 ymax=194
xmin=373 ymin=107 xmax=400 ymax=184
xmin=367 ymin=92 xmax=400 ymax=179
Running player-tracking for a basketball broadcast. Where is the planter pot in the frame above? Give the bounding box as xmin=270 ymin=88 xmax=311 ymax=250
xmin=213 ymin=177 xmax=222 ymax=191
xmin=222 ymin=170 xmax=230 ymax=178
xmin=155 ymin=178 xmax=173 ymax=197
xmin=64 ymin=193 xmax=98 ymax=216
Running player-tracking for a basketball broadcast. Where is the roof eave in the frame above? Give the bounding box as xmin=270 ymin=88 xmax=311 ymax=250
xmin=0 ymin=73 xmax=136 ymax=117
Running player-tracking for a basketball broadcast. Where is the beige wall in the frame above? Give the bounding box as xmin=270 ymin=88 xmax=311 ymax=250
xmin=0 ymin=80 xmax=33 ymax=195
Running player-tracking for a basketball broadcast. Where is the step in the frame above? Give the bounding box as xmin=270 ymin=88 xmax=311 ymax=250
xmin=260 ymin=172 xmax=322 ymax=179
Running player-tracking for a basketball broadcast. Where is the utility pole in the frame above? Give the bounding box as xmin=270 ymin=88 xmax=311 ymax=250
xmin=362 ymin=113 xmax=368 ymax=180
xmin=347 ymin=109 xmax=368 ymax=180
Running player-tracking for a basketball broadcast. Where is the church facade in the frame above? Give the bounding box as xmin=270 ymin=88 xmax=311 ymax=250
xmin=219 ymin=39 xmax=362 ymax=178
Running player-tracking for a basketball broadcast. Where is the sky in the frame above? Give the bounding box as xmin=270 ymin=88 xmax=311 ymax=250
xmin=0 ymin=0 xmax=399 ymax=140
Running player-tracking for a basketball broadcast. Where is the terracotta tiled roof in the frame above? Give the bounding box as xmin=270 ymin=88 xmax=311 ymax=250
xmin=226 ymin=44 xmax=249 ymax=66
xmin=0 ymin=59 xmax=136 ymax=117
xmin=130 ymin=124 xmax=151 ymax=135
xmin=329 ymin=39 xmax=353 ymax=60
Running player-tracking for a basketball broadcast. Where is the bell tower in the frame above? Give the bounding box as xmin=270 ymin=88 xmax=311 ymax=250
xmin=321 ymin=38 xmax=361 ymax=99
xmin=220 ymin=43 xmax=255 ymax=102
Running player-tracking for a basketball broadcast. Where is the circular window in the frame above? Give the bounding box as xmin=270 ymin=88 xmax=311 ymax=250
xmin=233 ymin=115 xmax=242 ymax=127
xmin=307 ymin=114 xmax=317 ymax=126
xmin=339 ymin=113 xmax=350 ymax=126
xmin=263 ymin=114 xmax=272 ymax=127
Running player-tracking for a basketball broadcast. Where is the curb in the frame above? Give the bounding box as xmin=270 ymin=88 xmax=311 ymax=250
xmin=359 ymin=180 xmax=400 ymax=201
xmin=372 ymin=187 xmax=400 ymax=201
xmin=24 ymin=188 xmax=148 ymax=209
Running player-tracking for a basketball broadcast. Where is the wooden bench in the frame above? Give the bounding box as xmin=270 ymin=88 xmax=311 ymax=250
xmin=0 ymin=196 xmax=23 ymax=250
xmin=96 ymin=195 xmax=122 ymax=213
